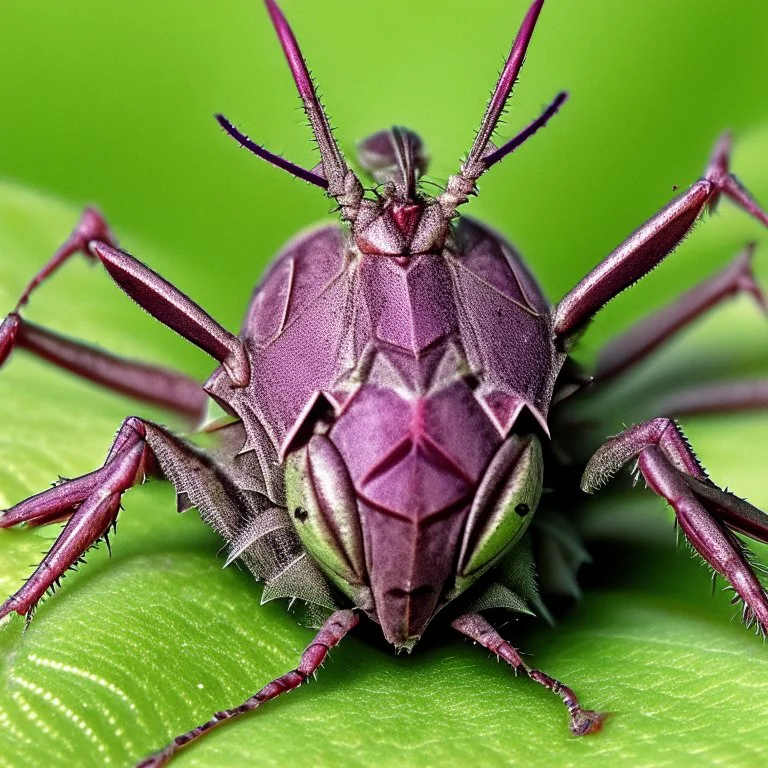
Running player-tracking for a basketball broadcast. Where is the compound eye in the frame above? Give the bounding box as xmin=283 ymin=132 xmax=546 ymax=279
xmin=453 ymin=434 xmax=543 ymax=596
xmin=284 ymin=434 xmax=367 ymax=601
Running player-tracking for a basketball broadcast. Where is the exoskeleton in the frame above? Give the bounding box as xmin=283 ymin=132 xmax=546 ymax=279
xmin=1 ymin=1 xmax=768 ymax=765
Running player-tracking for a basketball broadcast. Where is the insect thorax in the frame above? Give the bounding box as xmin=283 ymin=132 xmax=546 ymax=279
xmin=200 ymin=201 xmax=565 ymax=647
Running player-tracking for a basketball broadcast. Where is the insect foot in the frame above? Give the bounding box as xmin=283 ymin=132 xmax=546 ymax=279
xmin=452 ymin=613 xmax=606 ymax=735
xmin=583 ymin=419 xmax=768 ymax=633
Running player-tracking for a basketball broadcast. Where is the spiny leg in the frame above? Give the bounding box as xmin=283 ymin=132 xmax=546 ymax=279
xmin=0 ymin=415 xmax=266 ymax=619
xmin=0 ymin=313 xmax=206 ymax=420
xmin=554 ymin=134 xmax=768 ymax=347
xmin=583 ymin=418 xmax=768 ymax=630
xmin=451 ymin=613 xmax=605 ymax=736
xmin=0 ymin=416 xmax=152 ymax=619
xmin=136 ymin=610 xmax=360 ymax=768
xmin=640 ymin=447 xmax=768 ymax=630
xmin=593 ymin=243 xmax=766 ymax=382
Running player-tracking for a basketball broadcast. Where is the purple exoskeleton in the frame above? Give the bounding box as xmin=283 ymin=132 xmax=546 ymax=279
xmin=2 ymin=0 xmax=768 ymax=765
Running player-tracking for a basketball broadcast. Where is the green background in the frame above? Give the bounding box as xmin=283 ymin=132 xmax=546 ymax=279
xmin=1 ymin=1 xmax=767 ymax=766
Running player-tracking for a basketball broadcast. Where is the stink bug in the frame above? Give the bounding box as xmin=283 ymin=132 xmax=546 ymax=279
xmin=2 ymin=1 xmax=768 ymax=766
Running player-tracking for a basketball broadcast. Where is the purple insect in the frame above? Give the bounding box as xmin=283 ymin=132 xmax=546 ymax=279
xmin=2 ymin=0 xmax=768 ymax=765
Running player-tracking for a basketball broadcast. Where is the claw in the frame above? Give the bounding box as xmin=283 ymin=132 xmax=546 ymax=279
xmin=569 ymin=707 xmax=607 ymax=736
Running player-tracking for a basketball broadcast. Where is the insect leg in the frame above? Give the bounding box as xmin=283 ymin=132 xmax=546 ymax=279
xmin=451 ymin=613 xmax=605 ymax=736
xmin=593 ymin=243 xmax=765 ymax=382
xmin=89 ymin=242 xmax=250 ymax=387
xmin=3 ymin=207 xmax=214 ymax=414
xmin=12 ymin=207 xmax=116 ymax=310
xmin=656 ymin=379 xmax=768 ymax=416
xmin=583 ymin=418 xmax=768 ymax=631
xmin=10 ymin=207 xmax=249 ymax=387
xmin=135 ymin=610 xmax=360 ymax=768
xmin=0 ymin=416 xmax=163 ymax=618
xmin=554 ymin=134 xmax=768 ymax=346
xmin=0 ymin=417 xmax=279 ymax=623
xmin=0 ymin=313 xmax=206 ymax=420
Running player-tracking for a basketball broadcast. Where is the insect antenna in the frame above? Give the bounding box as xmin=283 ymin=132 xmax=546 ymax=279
xmin=217 ymin=0 xmax=364 ymax=221
xmin=466 ymin=0 xmax=545 ymax=165
xmin=215 ymin=114 xmax=329 ymax=188
xmin=439 ymin=0 xmax=565 ymax=217
xmin=483 ymin=90 xmax=568 ymax=169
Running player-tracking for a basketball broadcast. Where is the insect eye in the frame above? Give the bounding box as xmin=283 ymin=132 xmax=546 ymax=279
xmin=514 ymin=503 xmax=530 ymax=517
